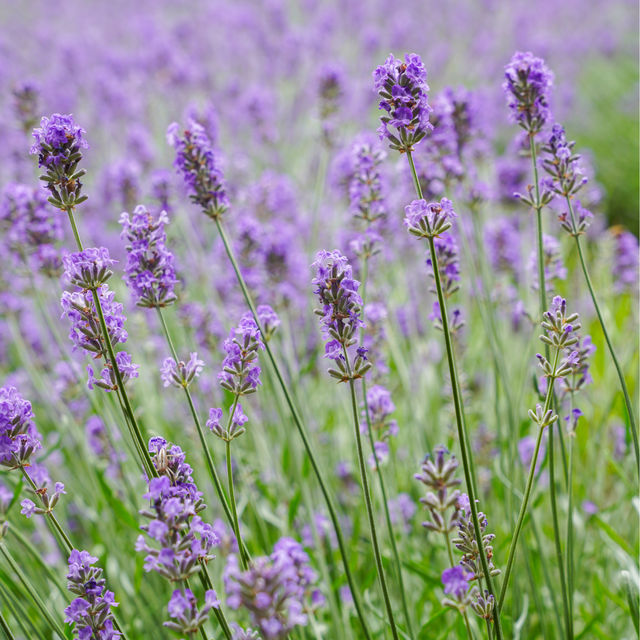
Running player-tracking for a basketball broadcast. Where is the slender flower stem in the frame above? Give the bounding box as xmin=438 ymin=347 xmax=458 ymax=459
xmin=548 ymin=410 xmax=572 ymax=640
xmin=65 ymin=207 xmax=156 ymax=479
xmin=198 ymin=564 xmax=233 ymax=640
xmin=529 ymin=135 xmax=547 ymax=321
xmin=359 ymin=257 xmax=414 ymax=638
xmin=498 ymin=349 xmax=560 ymax=611
xmin=223 ymin=396 xmax=248 ymax=570
xmin=0 ymin=544 xmax=66 ymax=639
xmin=155 ymin=308 xmax=251 ymax=567
xmin=342 ymin=345 xmax=399 ymax=640
xmin=211 ymin=214 xmax=372 ymax=640
xmin=406 ymin=151 xmax=503 ymax=639
xmin=444 ymin=536 xmax=474 ymax=640
xmin=566 ymin=393 xmax=576 ymax=632
xmin=565 ymin=197 xmax=639 ymax=470
xmin=0 ymin=608 xmax=15 ymax=640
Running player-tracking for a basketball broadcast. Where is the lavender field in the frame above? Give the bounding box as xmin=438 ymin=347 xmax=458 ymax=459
xmin=0 ymin=1 xmax=638 ymax=639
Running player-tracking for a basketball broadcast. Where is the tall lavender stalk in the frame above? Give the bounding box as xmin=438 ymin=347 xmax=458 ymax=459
xmin=118 ymin=204 xmax=249 ymax=564
xmin=311 ymin=250 xmax=398 ymax=639
xmin=542 ymin=123 xmax=638 ymax=469
xmin=497 ymin=296 xmax=581 ymax=640
xmin=168 ymin=120 xmax=373 ymax=640
xmin=348 ymin=136 xmax=414 ymax=636
xmin=29 ymin=114 xmax=156 ymax=480
xmin=372 ymin=52 xmax=503 ymax=638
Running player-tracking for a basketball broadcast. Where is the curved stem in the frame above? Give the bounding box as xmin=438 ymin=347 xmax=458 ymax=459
xmin=211 ymin=215 xmax=372 ymax=640
xmin=342 ymin=345 xmax=399 ymax=640
xmin=548 ymin=412 xmax=572 ymax=640
xmin=155 ymin=308 xmax=251 ymax=567
xmin=498 ymin=349 xmax=560 ymax=611
xmin=565 ymin=197 xmax=638 ymax=470
xmin=406 ymin=151 xmax=503 ymax=639
xmin=224 ymin=396 xmax=248 ymax=570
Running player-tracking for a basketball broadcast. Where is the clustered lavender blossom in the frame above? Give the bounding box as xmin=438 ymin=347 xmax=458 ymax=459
xmin=0 ymin=385 xmax=41 ymax=468
xmin=311 ymin=250 xmax=370 ymax=380
xmin=224 ymin=537 xmax=322 ymax=639
xmin=374 ymin=53 xmax=433 ymax=152
xmin=348 ymin=136 xmax=388 ymax=224
xmin=167 ymin=119 xmax=229 ymax=217
xmin=136 ymin=438 xmax=220 ymax=636
xmin=119 ymin=205 xmax=178 ymax=308
xmin=64 ymin=549 xmax=121 ymax=639
xmin=30 ymin=113 xmax=89 ymax=210
xmin=503 ymin=51 xmax=554 ymax=134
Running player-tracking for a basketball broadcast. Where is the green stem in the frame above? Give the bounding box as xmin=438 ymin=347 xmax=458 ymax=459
xmin=65 ymin=207 xmax=156 ymax=479
xmin=342 ymin=345 xmax=399 ymax=640
xmin=155 ymin=308 xmax=251 ymax=566
xmin=566 ymin=404 xmax=575 ymax=633
xmin=0 ymin=609 xmax=15 ymax=640
xmin=529 ymin=135 xmax=547 ymax=319
xmin=406 ymin=151 xmax=503 ymax=640
xmin=548 ymin=415 xmax=572 ymax=640
xmin=198 ymin=565 xmax=233 ymax=640
xmin=212 ymin=215 xmax=372 ymax=640
xmin=224 ymin=398 xmax=248 ymax=570
xmin=359 ymin=257 xmax=414 ymax=638
xmin=0 ymin=544 xmax=66 ymax=639
xmin=498 ymin=349 xmax=560 ymax=611
xmin=565 ymin=197 xmax=638 ymax=470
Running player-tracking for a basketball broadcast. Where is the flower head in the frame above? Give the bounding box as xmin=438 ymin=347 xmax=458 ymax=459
xmin=167 ymin=120 xmax=229 ymax=216
xmin=503 ymin=52 xmax=554 ymax=134
xmin=374 ymin=53 xmax=433 ymax=151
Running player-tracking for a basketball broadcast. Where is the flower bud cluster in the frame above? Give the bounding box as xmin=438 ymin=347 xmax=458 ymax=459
xmin=374 ymin=53 xmax=433 ymax=152
xmin=414 ymin=446 xmax=461 ymax=535
xmin=542 ymin=124 xmax=588 ymax=199
xmin=30 ymin=113 xmax=89 ymax=210
xmin=0 ymin=386 xmax=42 ymax=468
xmin=537 ymin=296 xmax=581 ymax=380
xmin=64 ymin=549 xmax=121 ymax=640
xmin=452 ymin=494 xmax=500 ymax=583
xmin=224 ymin=537 xmax=322 ymax=639
xmin=164 ymin=588 xmax=220 ymax=637
xmin=136 ymin=438 xmax=218 ymax=584
xmin=167 ymin=119 xmax=229 ymax=217
xmin=120 ymin=205 xmax=178 ymax=308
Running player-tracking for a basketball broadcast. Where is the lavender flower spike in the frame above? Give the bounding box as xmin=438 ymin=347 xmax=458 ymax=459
xmin=65 ymin=549 xmax=121 ymax=639
xmin=0 ymin=386 xmax=42 ymax=468
xmin=120 ymin=205 xmax=178 ymax=308
xmin=160 ymin=353 xmax=204 ymax=389
xmin=503 ymin=52 xmax=554 ymax=134
xmin=374 ymin=53 xmax=433 ymax=152
xmin=167 ymin=119 xmax=229 ymax=217
xmin=30 ymin=113 xmax=89 ymax=210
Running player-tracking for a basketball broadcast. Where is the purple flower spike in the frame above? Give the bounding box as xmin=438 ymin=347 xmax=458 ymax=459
xmin=167 ymin=119 xmax=229 ymax=217
xmin=503 ymin=52 xmax=554 ymax=134
xmin=374 ymin=53 xmax=433 ymax=152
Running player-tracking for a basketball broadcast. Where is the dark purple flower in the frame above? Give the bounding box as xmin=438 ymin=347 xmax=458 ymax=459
xmin=30 ymin=114 xmax=89 ymax=209
xmin=503 ymin=52 xmax=554 ymax=134
xmin=119 ymin=205 xmax=178 ymax=308
xmin=0 ymin=386 xmax=41 ymax=467
xmin=64 ymin=549 xmax=121 ymax=640
xmin=374 ymin=53 xmax=433 ymax=152
xmin=167 ymin=119 xmax=229 ymax=216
